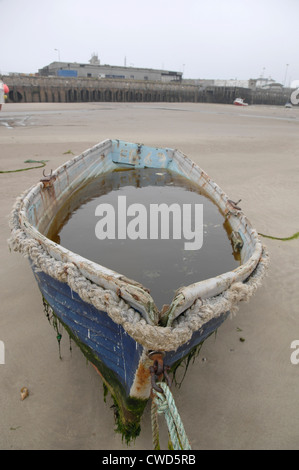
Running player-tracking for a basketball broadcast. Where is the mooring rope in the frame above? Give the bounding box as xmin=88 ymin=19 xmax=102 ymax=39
xmin=151 ymin=382 xmax=192 ymax=451
xmin=259 ymin=231 xmax=299 ymax=241
xmin=151 ymin=399 xmax=161 ymax=450
xmin=0 ymin=160 xmax=48 ymax=174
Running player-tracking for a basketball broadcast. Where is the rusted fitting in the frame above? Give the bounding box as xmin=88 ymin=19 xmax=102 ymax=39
xmin=228 ymin=199 xmax=242 ymax=210
xmin=40 ymin=169 xmax=56 ymax=188
xmin=148 ymin=351 xmax=164 ymax=383
xmin=149 ymin=365 xmax=163 ymax=393
xmin=148 ymin=350 xmax=171 ymax=393
xmin=231 ymin=230 xmax=244 ymax=252
xmin=148 ymin=350 xmax=165 ymax=360
xmin=163 ymin=365 xmax=172 ymax=388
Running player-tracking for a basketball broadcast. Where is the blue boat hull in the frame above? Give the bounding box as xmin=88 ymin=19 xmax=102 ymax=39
xmin=8 ymin=139 xmax=268 ymax=444
xmin=32 ymin=263 xmax=229 ymax=412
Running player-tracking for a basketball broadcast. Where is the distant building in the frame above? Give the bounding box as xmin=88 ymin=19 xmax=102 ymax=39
xmin=182 ymin=77 xmax=283 ymax=90
xmin=213 ymin=79 xmax=257 ymax=88
xmin=38 ymin=56 xmax=182 ymax=83
xmin=182 ymin=78 xmax=257 ymax=89
xmin=255 ymin=77 xmax=283 ymax=89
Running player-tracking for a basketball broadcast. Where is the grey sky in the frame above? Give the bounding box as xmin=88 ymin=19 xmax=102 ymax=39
xmin=1 ymin=0 xmax=298 ymax=84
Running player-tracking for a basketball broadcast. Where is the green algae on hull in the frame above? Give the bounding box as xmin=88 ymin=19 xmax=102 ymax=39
xmin=43 ymin=297 xmax=147 ymax=444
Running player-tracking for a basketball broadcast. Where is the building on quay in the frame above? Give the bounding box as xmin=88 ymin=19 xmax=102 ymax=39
xmin=38 ymin=54 xmax=182 ymax=83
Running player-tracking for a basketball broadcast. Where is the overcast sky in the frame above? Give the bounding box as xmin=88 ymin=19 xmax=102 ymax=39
xmin=1 ymin=0 xmax=298 ymax=85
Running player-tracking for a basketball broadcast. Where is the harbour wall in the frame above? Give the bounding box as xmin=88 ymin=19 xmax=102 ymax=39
xmin=3 ymin=75 xmax=294 ymax=106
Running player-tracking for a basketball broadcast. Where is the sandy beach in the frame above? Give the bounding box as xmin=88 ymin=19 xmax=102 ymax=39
xmin=1 ymin=102 xmax=299 ymax=450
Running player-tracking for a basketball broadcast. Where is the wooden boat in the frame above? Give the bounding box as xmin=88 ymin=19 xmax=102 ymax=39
xmin=9 ymin=139 xmax=268 ymax=442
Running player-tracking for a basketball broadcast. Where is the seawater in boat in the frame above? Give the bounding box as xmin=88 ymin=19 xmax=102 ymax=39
xmin=8 ymin=139 xmax=269 ymax=442
xmin=47 ymin=168 xmax=240 ymax=310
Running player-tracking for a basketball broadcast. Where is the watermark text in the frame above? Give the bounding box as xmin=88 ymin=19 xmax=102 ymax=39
xmin=290 ymin=340 xmax=299 ymax=365
xmin=95 ymin=196 xmax=203 ymax=251
xmin=290 ymin=88 xmax=299 ymax=105
xmin=0 ymin=340 xmax=4 ymax=365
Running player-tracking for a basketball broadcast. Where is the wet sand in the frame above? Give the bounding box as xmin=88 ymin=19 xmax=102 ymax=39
xmin=1 ymin=102 xmax=299 ymax=450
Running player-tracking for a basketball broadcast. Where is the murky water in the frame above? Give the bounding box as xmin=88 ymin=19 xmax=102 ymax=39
xmin=47 ymin=168 xmax=240 ymax=309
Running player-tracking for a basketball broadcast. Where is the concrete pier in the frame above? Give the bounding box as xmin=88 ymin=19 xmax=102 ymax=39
xmin=3 ymin=75 xmax=294 ymax=106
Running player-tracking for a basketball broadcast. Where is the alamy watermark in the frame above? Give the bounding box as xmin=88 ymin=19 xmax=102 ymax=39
xmin=290 ymin=340 xmax=299 ymax=365
xmin=0 ymin=340 xmax=4 ymax=365
xmin=95 ymin=195 xmax=203 ymax=251
xmin=290 ymin=88 xmax=299 ymax=105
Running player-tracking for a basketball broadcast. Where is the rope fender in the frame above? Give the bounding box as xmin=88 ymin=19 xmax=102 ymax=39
xmin=8 ymin=190 xmax=270 ymax=352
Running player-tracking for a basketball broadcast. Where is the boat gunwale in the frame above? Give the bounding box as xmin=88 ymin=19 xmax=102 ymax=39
xmin=17 ymin=139 xmax=264 ymax=325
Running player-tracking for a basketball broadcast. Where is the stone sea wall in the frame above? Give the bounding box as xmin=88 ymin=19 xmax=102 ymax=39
xmin=3 ymin=75 xmax=294 ymax=106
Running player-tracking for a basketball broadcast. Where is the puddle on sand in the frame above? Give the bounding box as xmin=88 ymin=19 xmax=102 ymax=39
xmin=47 ymin=168 xmax=240 ymax=309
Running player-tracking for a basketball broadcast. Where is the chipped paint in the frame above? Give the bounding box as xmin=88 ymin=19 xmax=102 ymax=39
xmin=130 ymin=350 xmax=157 ymax=399
xmin=18 ymin=139 xmax=263 ymax=328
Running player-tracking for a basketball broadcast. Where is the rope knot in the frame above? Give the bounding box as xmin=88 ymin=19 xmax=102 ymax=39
xmin=151 ymin=381 xmax=191 ymax=450
xmin=153 ymin=389 xmax=169 ymax=414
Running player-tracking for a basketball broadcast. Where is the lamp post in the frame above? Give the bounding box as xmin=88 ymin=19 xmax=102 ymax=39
xmin=54 ymin=49 xmax=61 ymax=62
xmin=284 ymin=64 xmax=289 ymax=87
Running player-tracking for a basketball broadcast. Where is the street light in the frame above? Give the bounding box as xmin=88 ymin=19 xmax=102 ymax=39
xmin=54 ymin=49 xmax=61 ymax=61
xmin=284 ymin=64 xmax=289 ymax=87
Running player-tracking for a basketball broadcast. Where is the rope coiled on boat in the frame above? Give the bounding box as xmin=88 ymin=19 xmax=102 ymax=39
xmin=8 ymin=190 xmax=270 ymax=353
